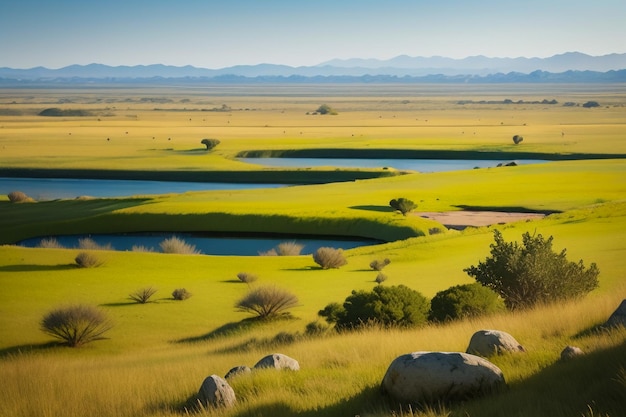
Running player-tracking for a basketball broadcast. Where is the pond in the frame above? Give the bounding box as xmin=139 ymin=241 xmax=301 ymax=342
xmin=237 ymin=158 xmax=548 ymax=172
xmin=0 ymin=177 xmax=285 ymax=200
xmin=18 ymin=233 xmax=379 ymax=256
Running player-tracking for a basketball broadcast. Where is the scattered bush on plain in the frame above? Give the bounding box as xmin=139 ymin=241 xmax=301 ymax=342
xmin=200 ymin=138 xmax=220 ymax=150
xmin=319 ymin=285 xmax=430 ymax=330
xmin=464 ymin=230 xmax=600 ymax=310
xmin=7 ymin=191 xmax=33 ymax=203
xmin=374 ymin=273 xmax=388 ymax=285
xmin=512 ymin=134 xmax=524 ymax=144
xmin=159 ymin=236 xmax=200 ymax=254
xmin=259 ymin=241 xmax=304 ymax=256
xmin=313 ymin=247 xmax=347 ymax=269
xmin=237 ymin=272 xmax=258 ymax=285
xmin=78 ymin=237 xmax=113 ymax=251
xmin=172 ymin=288 xmax=192 ymax=300
xmin=131 ymin=245 xmax=155 ymax=252
xmin=38 ymin=238 xmax=65 ymax=249
xmin=315 ymin=104 xmax=338 ymax=115
xmin=429 ymin=283 xmax=505 ymax=322
xmin=129 ymin=287 xmax=158 ymax=304
xmin=75 ymin=251 xmax=103 ymax=268
xmin=370 ymin=258 xmax=391 ymax=271
xmin=40 ymin=304 xmax=113 ymax=347
xmin=389 ymin=198 xmax=417 ymax=216
xmin=235 ymin=285 xmax=299 ymax=319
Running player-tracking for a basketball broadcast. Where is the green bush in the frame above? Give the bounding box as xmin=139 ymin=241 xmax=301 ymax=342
xmin=389 ymin=198 xmax=417 ymax=216
xmin=40 ymin=304 xmax=113 ymax=347
xmin=313 ymin=247 xmax=347 ymax=269
xmin=129 ymin=287 xmax=157 ymax=304
xmin=200 ymin=138 xmax=220 ymax=150
xmin=235 ymin=285 xmax=299 ymax=319
xmin=316 ymin=104 xmax=337 ymax=115
xmin=429 ymin=283 xmax=505 ymax=322
xmin=75 ymin=251 xmax=103 ymax=268
xmin=319 ymin=285 xmax=429 ymax=330
xmin=464 ymin=230 xmax=599 ymax=310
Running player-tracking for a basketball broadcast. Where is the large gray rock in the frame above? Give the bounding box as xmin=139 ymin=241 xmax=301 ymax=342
xmin=381 ymin=351 xmax=506 ymax=404
xmin=197 ymin=375 xmax=236 ymax=408
xmin=466 ymin=329 xmax=525 ymax=357
xmin=604 ymin=299 xmax=626 ymax=328
xmin=253 ymin=353 xmax=300 ymax=371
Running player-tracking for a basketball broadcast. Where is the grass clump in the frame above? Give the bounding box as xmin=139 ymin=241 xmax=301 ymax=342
xmin=74 ymin=251 xmax=103 ymax=268
xmin=235 ymin=285 xmax=299 ymax=319
xmin=159 ymin=236 xmax=200 ymax=254
xmin=129 ymin=287 xmax=157 ymax=304
xmin=259 ymin=241 xmax=304 ymax=256
xmin=313 ymin=247 xmax=347 ymax=269
xmin=37 ymin=238 xmax=65 ymax=249
xmin=40 ymin=304 xmax=113 ymax=347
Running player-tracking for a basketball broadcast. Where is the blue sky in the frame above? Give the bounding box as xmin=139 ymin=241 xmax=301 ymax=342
xmin=1 ymin=0 xmax=625 ymax=69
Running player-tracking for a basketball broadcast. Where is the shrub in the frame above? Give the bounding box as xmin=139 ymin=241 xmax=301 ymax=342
xmin=258 ymin=248 xmax=278 ymax=256
xmin=235 ymin=285 xmax=299 ymax=319
xmin=464 ymin=230 xmax=600 ymax=310
xmin=512 ymin=134 xmax=524 ymax=144
xmin=390 ymin=198 xmax=417 ymax=216
xmin=172 ymin=288 xmax=192 ymax=300
xmin=305 ymin=321 xmax=329 ymax=336
xmin=313 ymin=247 xmax=347 ymax=269
xmin=40 ymin=304 xmax=113 ymax=347
xmin=201 ymin=138 xmax=220 ymax=150
xmin=7 ymin=191 xmax=32 ymax=203
xmin=316 ymin=104 xmax=337 ymax=115
xmin=159 ymin=236 xmax=200 ymax=254
xmin=129 ymin=287 xmax=158 ymax=304
xmin=370 ymin=258 xmax=391 ymax=271
xmin=429 ymin=283 xmax=505 ymax=322
xmin=276 ymin=241 xmax=304 ymax=256
xmin=131 ymin=245 xmax=155 ymax=252
xmin=319 ymin=285 xmax=430 ymax=330
xmin=582 ymin=101 xmax=600 ymax=108
xmin=374 ymin=273 xmax=388 ymax=285
xmin=75 ymin=251 xmax=103 ymax=268
xmin=38 ymin=238 xmax=65 ymax=249
xmin=78 ymin=237 xmax=113 ymax=251
xmin=237 ymin=272 xmax=258 ymax=285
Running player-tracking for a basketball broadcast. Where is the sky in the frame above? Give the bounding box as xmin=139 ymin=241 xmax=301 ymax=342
xmin=1 ymin=0 xmax=625 ymax=69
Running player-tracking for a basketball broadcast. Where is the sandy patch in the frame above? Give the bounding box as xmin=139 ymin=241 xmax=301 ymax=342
xmin=418 ymin=211 xmax=546 ymax=229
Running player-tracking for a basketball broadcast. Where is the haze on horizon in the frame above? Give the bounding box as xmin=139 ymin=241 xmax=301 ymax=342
xmin=2 ymin=0 xmax=625 ymax=70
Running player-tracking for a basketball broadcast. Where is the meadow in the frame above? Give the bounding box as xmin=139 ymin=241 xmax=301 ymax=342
xmin=0 ymin=83 xmax=625 ymax=417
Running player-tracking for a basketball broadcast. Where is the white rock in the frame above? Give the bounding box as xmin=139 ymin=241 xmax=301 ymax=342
xmin=253 ymin=353 xmax=300 ymax=371
xmin=466 ymin=329 xmax=525 ymax=356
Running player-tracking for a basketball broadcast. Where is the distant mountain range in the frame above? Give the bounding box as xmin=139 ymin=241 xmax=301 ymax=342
xmin=1 ymin=52 xmax=625 ymax=84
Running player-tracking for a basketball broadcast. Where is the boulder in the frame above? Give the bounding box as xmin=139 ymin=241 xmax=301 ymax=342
xmin=604 ymin=299 xmax=626 ymax=328
xmin=225 ymin=365 xmax=251 ymax=380
xmin=253 ymin=353 xmax=300 ymax=371
xmin=197 ymin=374 xmax=236 ymax=408
xmin=466 ymin=329 xmax=525 ymax=357
xmin=560 ymin=345 xmax=584 ymax=360
xmin=381 ymin=351 xmax=506 ymax=404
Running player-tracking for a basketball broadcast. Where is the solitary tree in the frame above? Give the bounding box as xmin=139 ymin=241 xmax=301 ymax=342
xmin=464 ymin=230 xmax=599 ymax=310
xmin=512 ymin=134 xmax=524 ymax=145
xmin=201 ymin=138 xmax=220 ymax=150
xmin=390 ymin=198 xmax=417 ymax=216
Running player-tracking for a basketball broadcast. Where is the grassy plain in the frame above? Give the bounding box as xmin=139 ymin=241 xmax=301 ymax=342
xmin=0 ymin=83 xmax=625 ymax=417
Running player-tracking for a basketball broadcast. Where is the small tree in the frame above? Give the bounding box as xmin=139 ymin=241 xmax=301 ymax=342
xmin=374 ymin=273 xmax=388 ymax=285
xmin=512 ymin=134 xmax=524 ymax=145
xmin=235 ymin=285 xmax=299 ymax=319
xmin=319 ymin=285 xmax=429 ymax=330
xmin=41 ymin=304 xmax=113 ymax=347
xmin=429 ymin=283 xmax=505 ymax=322
xmin=201 ymin=138 xmax=220 ymax=150
xmin=313 ymin=247 xmax=347 ymax=269
xmin=390 ymin=198 xmax=417 ymax=216
xmin=129 ymin=287 xmax=158 ymax=304
xmin=464 ymin=230 xmax=599 ymax=310
xmin=370 ymin=258 xmax=391 ymax=271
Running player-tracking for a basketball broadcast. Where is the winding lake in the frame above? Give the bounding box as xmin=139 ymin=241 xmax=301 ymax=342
xmin=18 ymin=233 xmax=378 ymax=256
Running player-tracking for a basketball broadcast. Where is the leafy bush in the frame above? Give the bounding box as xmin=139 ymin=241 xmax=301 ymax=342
xmin=172 ymin=288 xmax=192 ymax=300
xmin=316 ymin=104 xmax=337 ymax=115
xmin=319 ymin=285 xmax=430 ymax=330
xmin=235 ymin=285 xmax=299 ymax=319
xmin=129 ymin=287 xmax=158 ymax=304
xmin=390 ymin=198 xmax=417 ymax=216
xmin=38 ymin=238 xmax=65 ymax=249
xmin=464 ymin=230 xmax=600 ymax=310
xmin=200 ymin=138 xmax=220 ymax=150
xmin=374 ymin=273 xmax=388 ymax=285
xmin=40 ymin=304 xmax=113 ymax=347
xmin=159 ymin=236 xmax=200 ymax=254
xmin=313 ymin=247 xmax=347 ymax=269
xmin=370 ymin=258 xmax=391 ymax=271
xmin=7 ymin=191 xmax=32 ymax=203
xmin=237 ymin=272 xmax=258 ymax=285
xmin=429 ymin=283 xmax=505 ymax=322
xmin=75 ymin=251 xmax=103 ymax=268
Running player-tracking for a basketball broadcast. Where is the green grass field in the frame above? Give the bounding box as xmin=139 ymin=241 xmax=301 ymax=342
xmin=0 ymin=84 xmax=625 ymax=417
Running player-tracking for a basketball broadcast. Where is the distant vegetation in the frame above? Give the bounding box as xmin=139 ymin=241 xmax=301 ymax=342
xmin=38 ymin=107 xmax=93 ymax=117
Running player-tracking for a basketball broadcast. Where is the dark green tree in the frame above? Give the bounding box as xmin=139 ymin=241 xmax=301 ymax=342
xmin=390 ymin=198 xmax=417 ymax=216
xmin=464 ymin=230 xmax=599 ymax=310
xmin=316 ymin=104 xmax=337 ymax=115
xmin=429 ymin=283 xmax=505 ymax=322
xmin=201 ymin=138 xmax=220 ymax=150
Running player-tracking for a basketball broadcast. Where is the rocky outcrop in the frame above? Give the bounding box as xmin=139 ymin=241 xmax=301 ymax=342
xmin=466 ymin=329 xmax=525 ymax=357
xmin=381 ymin=351 xmax=506 ymax=404
xmin=253 ymin=353 xmax=300 ymax=371
xmin=197 ymin=375 xmax=236 ymax=408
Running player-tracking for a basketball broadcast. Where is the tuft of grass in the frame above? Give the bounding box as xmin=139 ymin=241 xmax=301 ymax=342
xmin=38 ymin=237 xmax=65 ymax=249
xmin=74 ymin=251 xmax=103 ymax=268
xmin=78 ymin=237 xmax=113 ymax=251
xmin=159 ymin=236 xmax=200 ymax=254
xmin=129 ymin=287 xmax=157 ymax=304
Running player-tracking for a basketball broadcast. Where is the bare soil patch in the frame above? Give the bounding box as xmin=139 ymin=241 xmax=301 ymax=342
xmin=419 ymin=211 xmax=546 ymax=229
